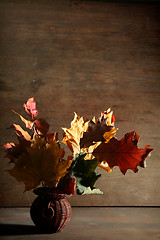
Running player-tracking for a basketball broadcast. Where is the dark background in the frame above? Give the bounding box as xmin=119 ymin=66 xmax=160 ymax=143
xmin=0 ymin=0 xmax=160 ymax=206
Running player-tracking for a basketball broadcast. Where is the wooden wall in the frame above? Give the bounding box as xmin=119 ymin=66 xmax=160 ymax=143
xmin=0 ymin=0 xmax=160 ymax=206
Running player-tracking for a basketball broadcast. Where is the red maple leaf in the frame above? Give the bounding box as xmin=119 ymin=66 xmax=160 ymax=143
xmin=56 ymin=177 xmax=76 ymax=194
xmin=93 ymin=131 xmax=153 ymax=174
xmin=34 ymin=119 xmax=49 ymax=135
xmin=46 ymin=132 xmax=59 ymax=141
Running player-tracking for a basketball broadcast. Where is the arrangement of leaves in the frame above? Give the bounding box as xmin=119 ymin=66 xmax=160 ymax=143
xmin=3 ymin=98 xmax=153 ymax=195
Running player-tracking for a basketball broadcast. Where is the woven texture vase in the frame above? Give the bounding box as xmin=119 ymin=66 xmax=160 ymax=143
xmin=30 ymin=187 xmax=72 ymax=233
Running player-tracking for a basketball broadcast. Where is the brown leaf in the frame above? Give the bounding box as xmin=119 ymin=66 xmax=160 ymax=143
xmin=80 ymin=109 xmax=115 ymax=148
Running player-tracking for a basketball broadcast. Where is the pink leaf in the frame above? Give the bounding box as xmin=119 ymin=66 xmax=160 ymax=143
xmin=23 ymin=97 xmax=38 ymax=120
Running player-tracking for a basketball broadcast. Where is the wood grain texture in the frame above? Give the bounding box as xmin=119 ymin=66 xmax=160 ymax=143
xmin=0 ymin=207 xmax=160 ymax=239
xmin=0 ymin=0 xmax=160 ymax=206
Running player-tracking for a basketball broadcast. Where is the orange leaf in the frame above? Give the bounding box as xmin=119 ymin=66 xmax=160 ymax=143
xmin=11 ymin=124 xmax=31 ymax=141
xmin=12 ymin=109 xmax=34 ymax=129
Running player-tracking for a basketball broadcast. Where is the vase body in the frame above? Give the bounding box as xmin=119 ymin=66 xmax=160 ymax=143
xmin=30 ymin=187 xmax=72 ymax=233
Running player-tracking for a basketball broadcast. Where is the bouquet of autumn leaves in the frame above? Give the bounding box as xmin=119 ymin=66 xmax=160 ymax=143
xmin=3 ymin=98 xmax=153 ymax=195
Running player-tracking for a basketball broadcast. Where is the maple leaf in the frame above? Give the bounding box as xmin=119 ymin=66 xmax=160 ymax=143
xmin=41 ymin=137 xmax=72 ymax=188
xmin=62 ymin=113 xmax=89 ymax=155
xmin=103 ymin=128 xmax=118 ymax=143
xmin=56 ymin=175 xmax=76 ymax=194
xmin=80 ymin=108 xmax=116 ymax=148
xmin=23 ymin=97 xmax=38 ymax=120
xmin=34 ymin=119 xmax=49 ymax=135
xmin=46 ymin=132 xmax=59 ymax=141
xmin=3 ymin=142 xmax=18 ymax=161
xmin=6 ymin=135 xmax=72 ymax=191
xmin=12 ymin=109 xmax=49 ymax=136
xmin=3 ymin=138 xmax=31 ymax=163
xmin=93 ymin=131 xmax=153 ymax=174
xmin=72 ymin=153 xmax=101 ymax=195
xmin=12 ymin=97 xmax=39 ymax=130
xmin=12 ymin=109 xmax=34 ymax=130
xmin=98 ymin=108 xmax=115 ymax=126
xmin=9 ymin=124 xmax=31 ymax=141
xmin=4 ymin=125 xmax=31 ymax=162
xmin=82 ymin=187 xmax=103 ymax=195
xmin=98 ymin=161 xmax=111 ymax=173
xmin=81 ymin=142 xmax=101 ymax=160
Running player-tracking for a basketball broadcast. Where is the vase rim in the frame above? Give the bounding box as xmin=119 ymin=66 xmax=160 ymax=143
xmin=33 ymin=187 xmax=72 ymax=199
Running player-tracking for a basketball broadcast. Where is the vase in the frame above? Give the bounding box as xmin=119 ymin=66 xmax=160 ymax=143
xmin=30 ymin=187 xmax=72 ymax=233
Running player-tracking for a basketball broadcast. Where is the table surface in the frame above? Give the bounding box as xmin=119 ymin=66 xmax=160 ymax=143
xmin=0 ymin=207 xmax=160 ymax=240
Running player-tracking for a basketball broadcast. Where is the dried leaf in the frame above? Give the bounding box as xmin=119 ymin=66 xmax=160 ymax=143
xmin=10 ymin=124 xmax=31 ymax=141
xmin=34 ymin=119 xmax=49 ymax=135
xmin=41 ymin=137 xmax=72 ymax=188
xmin=99 ymin=108 xmax=115 ymax=126
xmin=103 ymin=128 xmax=118 ymax=143
xmin=98 ymin=161 xmax=111 ymax=173
xmin=3 ymin=133 xmax=31 ymax=163
xmin=80 ymin=109 xmax=115 ymax=148
xmin=93 ymin=131 xmax=153 ymax=174
xmin=56 ymin=176 xmax=76 ymax=194
xmin=12 ymin=109 xmax=34 ymax=129
xmin=62 ymin=113 xmax=89 ymax=155
xmin=4 ymin=124 xmax=31 ymax=162
xmin=82 ymin=141 xmax=101 ymax=160
xmin=6 ymin=135 xmax=72 ymax=191
xmin=12 ymin=111 xmax=49 ymax=136
xmin=46 ymin=132 xmax=59 ymax=141
xmin=23 ymin=97 xmax=38 ymax=120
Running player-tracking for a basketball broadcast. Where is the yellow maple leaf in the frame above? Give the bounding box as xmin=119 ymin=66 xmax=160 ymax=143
xmin=6 ymin=135 xmax=72 ymax=191
xmin=41 ymin=138 xmax=72 ymax=188
xmin=62 ymin=112 xmax=89 ymax=155
xmin=103 ymin=108 xmax=114 ymax=126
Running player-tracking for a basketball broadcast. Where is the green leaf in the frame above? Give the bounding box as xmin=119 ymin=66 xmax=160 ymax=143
xmin=82 ymin=187 xmax=103 ymax=195
xmin=72 ymin=152 xmax=101 ymax=195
